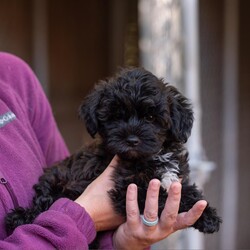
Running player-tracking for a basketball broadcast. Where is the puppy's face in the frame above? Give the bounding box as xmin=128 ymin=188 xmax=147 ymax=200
xmin=80 ymin=68 xmax=193 ymax=160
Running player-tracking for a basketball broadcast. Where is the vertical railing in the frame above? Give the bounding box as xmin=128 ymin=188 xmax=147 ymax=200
xmin=182 ymin=1 xmax=216 ymax=249
xmin=139 ymin=1 xmax=215 ymax=249
xmin=138 ymin=0 xmax=184 ymax=89
xmin=221 ymin=0 xmax=239 ymax=249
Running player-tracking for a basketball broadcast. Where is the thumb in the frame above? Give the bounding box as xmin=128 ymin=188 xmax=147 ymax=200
xmin=100 ymin=155 xmax=120 ymax=178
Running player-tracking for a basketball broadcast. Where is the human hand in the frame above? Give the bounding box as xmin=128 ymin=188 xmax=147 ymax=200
xmin=75 ymin=156 xmax=124 ymax=231
xmin=113 ymin=180 xmax=207 ymax=250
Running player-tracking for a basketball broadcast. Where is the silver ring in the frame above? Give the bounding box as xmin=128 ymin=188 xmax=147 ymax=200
xmin=141 ymin=215 xmax=159 ymax=227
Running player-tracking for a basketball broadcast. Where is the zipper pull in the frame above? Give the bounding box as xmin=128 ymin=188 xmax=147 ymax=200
xmin=0 ymin=177 xmax=7 ymax=184
xmin=0 ymin=177 xmax=19 ymax=207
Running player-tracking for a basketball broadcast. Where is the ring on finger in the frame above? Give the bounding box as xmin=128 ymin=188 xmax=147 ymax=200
xmin=141 ymin=215 xmax=159 ymax=227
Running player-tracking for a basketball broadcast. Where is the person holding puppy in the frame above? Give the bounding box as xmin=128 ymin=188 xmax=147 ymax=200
xmin=0 ymin=52 xmax=206 ymax=249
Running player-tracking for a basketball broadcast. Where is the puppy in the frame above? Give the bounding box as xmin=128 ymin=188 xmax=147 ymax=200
xmin=5 ymin=67 xmax=221 ymax=239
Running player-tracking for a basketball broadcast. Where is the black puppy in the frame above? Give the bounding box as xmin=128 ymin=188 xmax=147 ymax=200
xmin=5 ymin=68 xmax=221 ymax=238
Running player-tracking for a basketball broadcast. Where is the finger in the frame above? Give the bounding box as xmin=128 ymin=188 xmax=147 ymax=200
xmin=143 ymin=179 xmax=160 ymax=226
xmin=160 ymin=182 xmax=181 ymax=229
xmin=126 ymin=183 xmax=140 ymax=228
xmin=174 ymin=200 xmax=207 ymax=230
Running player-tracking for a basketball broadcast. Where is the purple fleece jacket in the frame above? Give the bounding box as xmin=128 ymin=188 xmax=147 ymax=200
xmin=0 ymin=52 xmax=114 ymax=249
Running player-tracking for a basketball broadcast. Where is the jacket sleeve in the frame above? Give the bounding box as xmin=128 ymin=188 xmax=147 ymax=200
xmin=98 ymin=231 xmax=115 ymax=249
xmin=0 ymin=198 xmax=96 ymax=249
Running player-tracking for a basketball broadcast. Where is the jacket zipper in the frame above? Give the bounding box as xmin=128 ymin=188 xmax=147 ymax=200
xmin=0 ymin=177 xmax=19 ymax=208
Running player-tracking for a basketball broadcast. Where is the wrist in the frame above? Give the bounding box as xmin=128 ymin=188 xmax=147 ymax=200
xmin=75 ymin=196 xmax=124 ymax=232
xmin=75 ymin=196 xmax=98 ymax=230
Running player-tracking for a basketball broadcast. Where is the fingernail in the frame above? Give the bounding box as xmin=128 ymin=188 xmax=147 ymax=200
xmin=171 ymin=182 xmax=181 ymax=194
xmin=151 ymin=179 xmax=160 ymax=188
xmin=128 ymin=183 xmax=137 ymax=192
xmin=198 ymin=200 xmax=207 ymax=209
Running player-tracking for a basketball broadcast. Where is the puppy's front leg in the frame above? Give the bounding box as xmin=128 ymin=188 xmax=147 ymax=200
xmin=179 ymin=183 xmax=222 ymax=233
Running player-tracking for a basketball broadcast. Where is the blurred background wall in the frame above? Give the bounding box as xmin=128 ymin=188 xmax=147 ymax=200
xmin=0 ymin=0 xmax=249 ymax=249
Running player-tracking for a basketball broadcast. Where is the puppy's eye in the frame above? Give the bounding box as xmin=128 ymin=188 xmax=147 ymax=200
xmin=144 ymin=115 xmax=155 ymax=122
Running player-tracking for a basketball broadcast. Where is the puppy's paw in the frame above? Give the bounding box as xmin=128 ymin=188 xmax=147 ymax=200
xmin=193 ymin=205 xmax=222 ymax=233
xmin=5 ymin=207 xmax=27 ymax=234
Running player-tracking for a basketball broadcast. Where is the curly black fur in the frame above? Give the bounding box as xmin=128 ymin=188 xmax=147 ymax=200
xmin=5 ymin=68 xmax=221 ymax=245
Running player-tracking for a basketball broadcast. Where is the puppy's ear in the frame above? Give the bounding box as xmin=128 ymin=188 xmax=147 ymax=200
xmin=79 ymin=86 xmax=103 ymax=138
xmin=167 ymin=86 xmax=194 ymax=143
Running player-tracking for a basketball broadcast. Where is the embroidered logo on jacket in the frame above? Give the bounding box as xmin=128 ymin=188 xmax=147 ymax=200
xmin=0 ymin=111 xmax=16 ymax=128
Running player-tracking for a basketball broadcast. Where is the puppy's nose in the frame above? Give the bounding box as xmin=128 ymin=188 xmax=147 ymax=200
xmin=126 ymin=135 xmax=140 ymax=146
